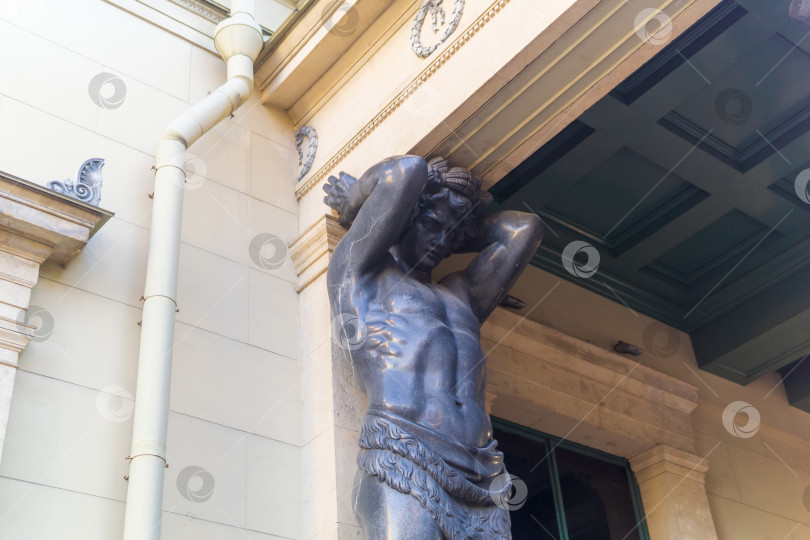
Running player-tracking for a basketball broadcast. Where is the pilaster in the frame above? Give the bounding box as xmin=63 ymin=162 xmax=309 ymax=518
xmin=630 ymin=445 xmax=719 ymax=540
xmin=0 ymin=171 xmax=112 ymax=463
xmin=290 ymin=212 xmax=364 ymax=540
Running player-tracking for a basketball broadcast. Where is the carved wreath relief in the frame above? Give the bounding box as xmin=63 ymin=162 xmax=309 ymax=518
xmin=411 ymin=0 xmax=465 ymax=58
xmin=294 ymin=126 xmax=318 ymax=182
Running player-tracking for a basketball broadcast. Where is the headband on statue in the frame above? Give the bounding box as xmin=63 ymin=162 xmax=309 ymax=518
xmin=426 ymin=156 xmax=492 ymax=207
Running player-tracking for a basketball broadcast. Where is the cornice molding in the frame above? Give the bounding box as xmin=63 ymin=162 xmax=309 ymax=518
xmin=483 ymin=307 xmax=700 ymax=415
xmin=0 ymin=171 xmax=113 ymax=266
xmin=294 ymin=0 xmax=511 ymax=201
xmin=167 ymin=0 xmax=227 ymax=22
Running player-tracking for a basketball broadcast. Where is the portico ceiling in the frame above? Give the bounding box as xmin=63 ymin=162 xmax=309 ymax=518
xmin=489 ymin=0 xmax=810 ymax=408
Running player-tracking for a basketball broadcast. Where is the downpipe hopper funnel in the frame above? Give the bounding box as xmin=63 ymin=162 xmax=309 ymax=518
xmin=214 ymin=1 xmax=264 ymax=64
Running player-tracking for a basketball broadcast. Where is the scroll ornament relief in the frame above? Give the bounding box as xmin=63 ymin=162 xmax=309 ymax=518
xmin=47 ymin=158 xmax=104 ymax=206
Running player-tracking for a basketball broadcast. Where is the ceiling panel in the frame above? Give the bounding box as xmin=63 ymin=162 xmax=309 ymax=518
xmin=490 ymin=0 xmax=810 ymax=398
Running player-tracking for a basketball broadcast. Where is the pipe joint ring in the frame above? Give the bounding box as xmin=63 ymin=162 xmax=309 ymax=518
xmin=142 ymin=293 xmax=178 ymax=307
xmin=128 ymin=452 xmax=168 ymax=466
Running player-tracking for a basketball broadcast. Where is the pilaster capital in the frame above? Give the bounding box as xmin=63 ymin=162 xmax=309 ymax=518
xmin=289 ymin=213 xmax=345 ymax=292
xmin=630 ymin=444 xmax=709 ymax=485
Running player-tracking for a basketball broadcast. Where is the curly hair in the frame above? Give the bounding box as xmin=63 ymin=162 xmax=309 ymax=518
xmin=402 ymin=157 xmax=492 ymax=246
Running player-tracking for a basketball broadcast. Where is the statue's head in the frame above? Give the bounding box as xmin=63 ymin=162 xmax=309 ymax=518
xmin=397 ymin=157 xmax=491 ymax=272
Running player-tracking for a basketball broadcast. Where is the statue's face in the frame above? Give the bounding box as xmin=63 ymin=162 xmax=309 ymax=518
xmin=399 ymin=192 xmax=470 ymax=272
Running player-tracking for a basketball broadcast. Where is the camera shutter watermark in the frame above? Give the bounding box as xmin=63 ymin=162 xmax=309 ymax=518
xmin=177 ymin=465 xmax=216 ymax=503
xmin=88 ymin=72 xmax=127 ymax=110
xmin=323 ymin=1 xmax=360 ymax=37
xmin=561 ymin=241 xmax=600 ymax=278
xmin=634 ymin=9 xmax=673 ymax=46
xmin=15 ymin=305 xmax=55 ymax=343
xmin=794 ymin=169 xmax=810 ymax=204
xmin=331 ymin=313 xmax=368 ymax=351
xmin=249 ymin=233 xmax=288 ymax=270
xmin=182 ymin=153 xmax=207 ymax=190
xmin=490 ymin=473 xmax=528 ymax=511
xmin=96 ymin=386 xmax=135 ymax=423
xmin=722 ymin=401 xmax=760 ymax=439
xmin=642 ymin=321 xmax=681 ymax=358
xmin=714 ymin=88 xmax=753 ymax=126
xmin=405 ymin=82 xmax=441 ymax=119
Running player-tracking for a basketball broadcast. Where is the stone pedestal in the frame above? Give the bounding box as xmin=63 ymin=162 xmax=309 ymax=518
xmin=630 ymin=445 xmax=719 ymax=540
xmin=0 ymin=171 xmax=112 ymax=462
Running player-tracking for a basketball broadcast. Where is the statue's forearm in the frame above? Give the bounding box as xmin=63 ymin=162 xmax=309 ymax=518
xmin=344 ymin=156 xmax=426 ymax=224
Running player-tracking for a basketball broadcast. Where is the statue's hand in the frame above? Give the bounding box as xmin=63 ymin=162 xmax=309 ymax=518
xmin=323 ymin=172 xmax=359 ymax=227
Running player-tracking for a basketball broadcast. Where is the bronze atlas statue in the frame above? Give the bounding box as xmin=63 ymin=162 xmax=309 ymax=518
xmin=324 ymin=155 xmax=543 ymax=539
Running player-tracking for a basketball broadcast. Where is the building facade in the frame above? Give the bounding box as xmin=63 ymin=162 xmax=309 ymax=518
xmin=0 ymin=0 xmax=809 ymax=538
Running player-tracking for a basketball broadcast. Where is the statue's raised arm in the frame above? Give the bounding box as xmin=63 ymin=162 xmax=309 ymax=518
xmin=324 ymin=155 xmax=428 ymax=283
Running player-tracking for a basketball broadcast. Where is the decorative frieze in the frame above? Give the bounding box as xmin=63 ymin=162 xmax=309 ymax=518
xmin=168 ymin=0 xmax=227 ymax=22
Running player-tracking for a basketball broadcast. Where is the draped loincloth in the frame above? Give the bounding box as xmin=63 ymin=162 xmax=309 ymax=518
xmin=356 ymin=409 xmax=513 ymax=539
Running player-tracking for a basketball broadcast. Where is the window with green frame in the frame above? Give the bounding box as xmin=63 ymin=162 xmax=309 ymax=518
xmin=493 ymin=418 xmax=651 ymax=540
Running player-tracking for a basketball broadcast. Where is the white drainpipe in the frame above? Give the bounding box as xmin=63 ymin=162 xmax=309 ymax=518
xmin=122 ymin=3 xmax=263 ymax=539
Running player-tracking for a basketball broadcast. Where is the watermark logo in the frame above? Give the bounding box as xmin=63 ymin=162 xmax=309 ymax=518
xmin=331 ymin=313 xmax=368 ymax=351
xmin=405 ymin=82 xmax=441 ymax=118
xmin=15 ymin=305 xmax=55 ymax=343
xmin=642 ymin=321 xmax=681 ymax=358
xmin=183 ymin=153 xmax=207 ymax=190
xmin=561 ymin=241 xmax=600 ymax=278
xmin=177 ymin=465 xmax=216 ymax=503
xmin=634 ymin=9 xmax=673 ymax=46
xmin=794 ymin=168 xmax=810 ymax=205
xmin=323 ymin=1 xmax=359 ymax=37
xmin=722 ymin=401 xmax=760 ymax=439
xmin=714 ymin=88 xmax=753 ymax=126
xmin=248 ymin=233 xmax=288 ymax=270
xmin=96 ymin=386 xmax=135 ymax=423
xmin=422 ymin=398 xmax=445 ymax=429
xmin=88 ymin=72 xmax=127 ymax=110
xmin=490 ymin=473 xmax=528 ymax=511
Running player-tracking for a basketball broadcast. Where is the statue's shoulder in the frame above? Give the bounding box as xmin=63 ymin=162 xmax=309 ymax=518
xmin=327 ymin=249 xmax=396 ymax=290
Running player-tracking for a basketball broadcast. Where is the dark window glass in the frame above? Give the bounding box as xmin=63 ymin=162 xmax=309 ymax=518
xmin=495 ymin=428 xmax=560 ymax=539
xmin=555 ymin=446 xmax=641 ymax=540
xmin=494 ymin=421 xmax=648 ymax=540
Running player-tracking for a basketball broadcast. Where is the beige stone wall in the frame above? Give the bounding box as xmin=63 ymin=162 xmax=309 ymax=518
xmin=0 ymin=1 xmax=302 ymax=538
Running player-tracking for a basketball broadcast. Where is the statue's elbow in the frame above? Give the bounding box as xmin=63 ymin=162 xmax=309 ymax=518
xmin=374 ymin=155 xmax=428 ymax=194
xmin=526 ymin=213 xmax=544 ymax=242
